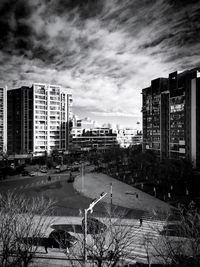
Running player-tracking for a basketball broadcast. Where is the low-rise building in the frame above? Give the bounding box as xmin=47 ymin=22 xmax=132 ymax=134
xmin=71 ymin=117 xmax=117 ymax=151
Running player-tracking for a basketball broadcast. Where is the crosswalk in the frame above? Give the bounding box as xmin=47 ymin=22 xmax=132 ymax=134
xmin=122 ymin=219 xmax=166 ymax=265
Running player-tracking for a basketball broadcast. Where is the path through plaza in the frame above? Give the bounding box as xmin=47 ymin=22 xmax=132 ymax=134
xmin=74 ymin=171 xmax=173 ymax=218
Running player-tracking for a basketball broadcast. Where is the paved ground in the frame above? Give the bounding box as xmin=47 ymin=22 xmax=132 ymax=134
xmin=0 ymin=167 xmax=173 ymax=218
xmin=74 ymin=172 xmax=173 ymax=218
xmin=0 ymin=168 xmax=175 ymax=266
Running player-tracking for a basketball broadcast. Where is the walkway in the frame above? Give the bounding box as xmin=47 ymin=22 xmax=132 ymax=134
xmin=74 ymin=172 xmax=173 ymax=218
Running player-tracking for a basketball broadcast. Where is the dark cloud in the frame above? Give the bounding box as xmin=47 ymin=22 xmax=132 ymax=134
xmin=0 ymin=0 xmax=200 ymax=126
xmin=1 ymin=0 xmax=200 ymax=65
xmin=53 ymin=0 xmax=105 ymax=18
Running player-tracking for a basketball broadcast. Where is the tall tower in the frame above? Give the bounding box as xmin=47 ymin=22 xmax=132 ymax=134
xmin=142 ymin=68 xmax=200 ymax=169
xmin=0 ymin=86 xmax=7 ymax=153
xmin=7 ymin=84 xmax=72 ymax=155
xmin=142 ymin=78 xmax=168 ymax=158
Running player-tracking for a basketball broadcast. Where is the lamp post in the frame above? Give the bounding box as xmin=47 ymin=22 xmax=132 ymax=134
xmin=83 ymin=192 xmax=107 ymax=266
xmin=81 ymin=163 xmax=85 ymax=192
xmin=109 ymin=182 xmax=113 ymax=220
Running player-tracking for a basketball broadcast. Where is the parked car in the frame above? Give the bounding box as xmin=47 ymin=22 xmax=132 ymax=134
xmin=70 ymin=166 xmax=79 ymax=172
xmin=49 ymin=230 xmax=77 ymax=249
xmin=68 ymin=172 xmax=74 ymax=183
xmin=82 ymin=217 xmax=107 ymax=234
xmin=55 ymin=165 xmax=61 ymax=170
xmin=21 ymin=170 xmax=29 ymax=176
xmin=40 ymin=169 xmax=48 ymax=173
xmin=29 ymin=171 xmax=36 ymax=177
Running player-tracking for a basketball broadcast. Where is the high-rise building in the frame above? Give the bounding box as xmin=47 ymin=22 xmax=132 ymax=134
xmin=0 ymin=86 xmax=7 ymax=153
xmin=7 ymin=83 xmax=72 ymax=155
xmin=142 ymin=68 xmax=200 ymax=169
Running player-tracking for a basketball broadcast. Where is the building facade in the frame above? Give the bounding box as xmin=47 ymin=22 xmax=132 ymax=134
xmin=116 ymin=128 xmax=140 ymax=148
xmin=0 ymin=86 xmax=7 ymax=153
xmin=71 ymin=124 xmax=117 ymax=151
xmin=142 ymin=68 xmax=200 ymax=169
xmin=7 ymin=83 xmax=72 ymax=155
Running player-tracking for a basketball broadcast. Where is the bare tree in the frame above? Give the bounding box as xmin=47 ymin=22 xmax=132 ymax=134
xmin=54 ymin=207 xmax=149 ymax=267
xmin=0 ymin=192 xmax=55 ymax=267
xmin=149 ymin=205 xmax=200 ymax=267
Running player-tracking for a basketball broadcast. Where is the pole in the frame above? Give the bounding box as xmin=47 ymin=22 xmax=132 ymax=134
xmin=110 ymin=182 xmax=113 ymax=216
xmin=83 ymin=209 xmax=87 ymax=265
xmin=83 ymin=192 xmax=107 ymax=265
xmin=81 ymin=163 xmax=84 ymax=192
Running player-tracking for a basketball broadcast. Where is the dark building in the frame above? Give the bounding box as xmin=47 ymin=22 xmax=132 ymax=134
xmin=7 ymin=83 xmax=72 ymax=155
xmin=142 ymin=68 xmax=200 ymax=169
xmin=142 ymin=78 xmax=168 ymax=158
xmin=7 ymin=87 xmax=33 ymax=154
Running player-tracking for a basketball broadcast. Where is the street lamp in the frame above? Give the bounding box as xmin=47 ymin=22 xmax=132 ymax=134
xmin=83 ymin=192 xmax=107 ymax=265
xmin=81 ymin=163 xmax=85 ymax=192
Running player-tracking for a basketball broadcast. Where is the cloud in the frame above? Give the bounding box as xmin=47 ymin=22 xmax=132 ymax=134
xmin=0 ymin=0 xmax=200 ymax=126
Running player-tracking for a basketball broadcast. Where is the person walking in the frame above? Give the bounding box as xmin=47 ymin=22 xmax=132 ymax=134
xmin=139 ymin=218 xmax=143 ymax=227
xmin=44 ymin=238 xmax=49 ymax=253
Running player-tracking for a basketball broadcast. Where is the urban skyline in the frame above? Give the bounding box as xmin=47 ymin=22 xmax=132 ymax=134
xmin=0 ymin=0 xmax=200 ymax=128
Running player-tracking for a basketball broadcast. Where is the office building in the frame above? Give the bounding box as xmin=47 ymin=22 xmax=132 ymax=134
xmin=116 ymin=128 xmax=141 ymax=148
xmin=142 ymin=68 xmax=200 ymax=169
xmin=71 ymin=128 xmax=117 ymax=151
xmin=7 ymin=83 xmax=72 ymax=155
xmin=71 ymin=116 xmax=117 ymax=151
xmin=0 ymin=86 xmax=7 ymax=153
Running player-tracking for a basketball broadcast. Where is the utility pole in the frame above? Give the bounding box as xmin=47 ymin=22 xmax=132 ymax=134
xmin=83 ymin=192 xmax=107 ymax=266
xmin=81 ymin=163 xmax=84 ymax=192
xmin=110 ymin=182 xmax=113 ymax=216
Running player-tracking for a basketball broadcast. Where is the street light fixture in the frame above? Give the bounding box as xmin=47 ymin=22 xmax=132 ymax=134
xmin=83 ymin=192 xmax=107 ymax=265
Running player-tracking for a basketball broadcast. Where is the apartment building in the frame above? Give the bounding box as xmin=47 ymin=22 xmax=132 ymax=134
xmin=142 ymin=68 xmax=200 ymax=169
xmin=7 ymin=83 xmax=72 ymax=155
xmin=0 ymin=86 xmax=7 ymax=153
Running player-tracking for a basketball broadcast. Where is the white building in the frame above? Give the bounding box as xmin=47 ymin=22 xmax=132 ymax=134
xmin=72 ymin=116 xmax=98 ymax=129
xmin=116 ymin=128 xmax=139 ymax=148
xmin=33 ymin=83 xmax=73 ymax=154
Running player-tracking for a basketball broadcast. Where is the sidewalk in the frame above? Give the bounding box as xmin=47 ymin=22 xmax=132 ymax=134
xmin=74 ymin=172 xmax=173 ymax=217
xmin=29 ymin=248 xmax=94 ymax=267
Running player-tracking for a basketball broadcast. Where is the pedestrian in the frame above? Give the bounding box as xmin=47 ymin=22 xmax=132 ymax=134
xmin=44 ymin=238 xmax=49 ymax=253
xmin=139 ymin=218 xmax=143 ymax=227
xmin=45 ymin=244 xmax=48 ymax=253
xmin=48 ymin=176 xmax=51 ymax=182
xmin=79 ymin=209 xmax=83 ymax=217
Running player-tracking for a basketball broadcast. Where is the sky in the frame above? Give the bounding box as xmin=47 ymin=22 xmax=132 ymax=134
xmin=0 ymin=0 xmax=200 ymax=129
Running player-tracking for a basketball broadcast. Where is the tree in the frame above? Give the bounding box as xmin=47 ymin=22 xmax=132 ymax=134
xmin=150 ymin=204 xmax=200 ymax=266
xmin=56 ymin=208 xmax=148 ymax=267
xmin=0 ymin=192 xmax=55 ymax=267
